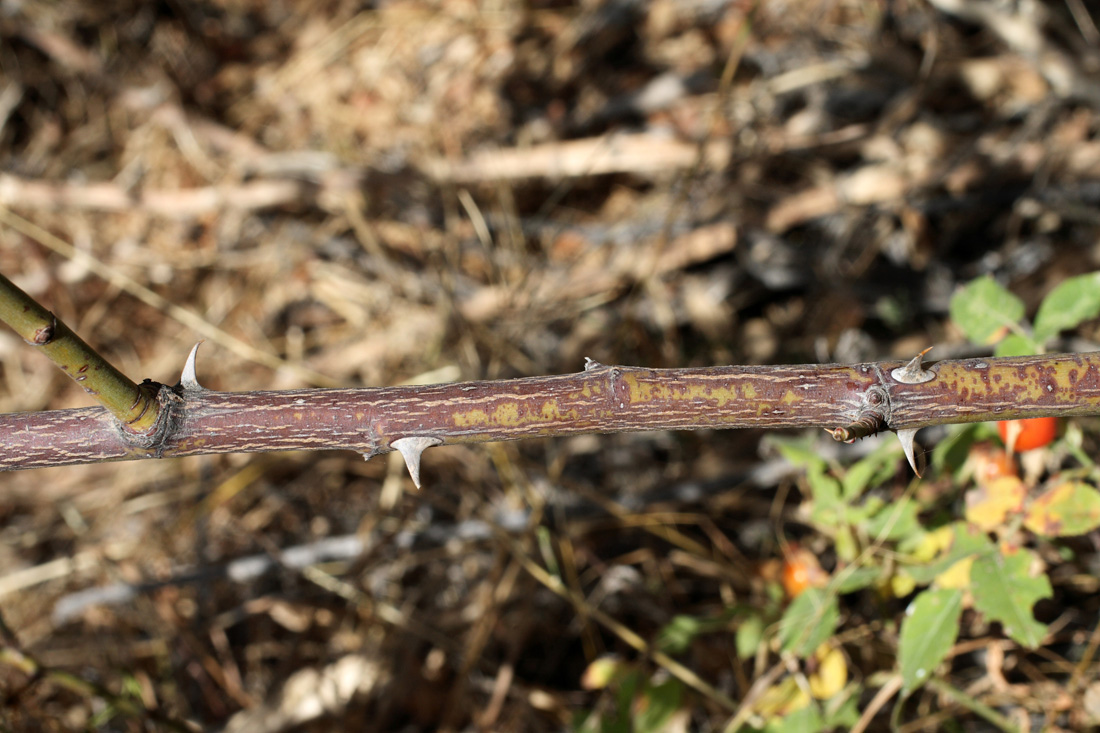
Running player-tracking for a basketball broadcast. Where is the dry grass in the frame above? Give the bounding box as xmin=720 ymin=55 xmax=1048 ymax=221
xmin=3 ymin=0 xmax=1100 ymax=730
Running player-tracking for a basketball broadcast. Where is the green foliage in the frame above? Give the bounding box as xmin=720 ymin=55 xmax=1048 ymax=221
xmin=949 ymin=275 xmax=1026 ymax=347
xmin=970 ymin=549 xmax=1051 ymax=648
xmin=1024 ymin=480 xmax=1100 ymax=536
xmin=1032 ymin=272 xmax=1100 ymax=343
xmin=577 ymin=272 xmax=1100 ymax=730
xmin=576 ymin=663 xmax=685 ymax=733
xmin=899 ymin=589 xmax=963 ymax=694
xmin=950 ymin=270 xmax=1100 ymax=353
xmin=778 ymin=588 xmax=839 ymax=657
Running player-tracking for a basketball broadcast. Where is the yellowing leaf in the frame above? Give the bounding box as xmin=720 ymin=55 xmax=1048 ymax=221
xmin=891 ymin=573 xmax=917 ymax=598
xmin=903 ymin=523 xmax=993 ymax=585
xmin=580 ymin=656 xmax=625 ymax=690
xmin=809 ymin=644 xmax=847 ymax=699
xmin=965 ymin=476 xmax=1027 ymax=531
xmin=908 ymin=525 xmax=956 ymax=563
xmin=935 ymin=556 xmax=975 ymax=590
xmin=1024 ymin=481 xmax=1100 ymax=537
xmin=755 ymin=677 xmax=811 ymax=717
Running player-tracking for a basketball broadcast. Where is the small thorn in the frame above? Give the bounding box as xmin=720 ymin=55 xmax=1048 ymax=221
xmin=584 ymin=357 xmax=602 ymax=372
xmin=891 ymin=347 xmax=936 ymax=384
xmin=178 ymin=341 xmax=206 ymax=391
xmin=390 ymin=436 xmax=443 ymax=489
xmin=896 ymin=428 xmax=922 ymax=477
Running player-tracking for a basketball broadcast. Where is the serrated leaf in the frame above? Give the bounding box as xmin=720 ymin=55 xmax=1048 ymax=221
xmin=970 ymin=548 xmax=1051 ymax=648
xmin=964 ymin=475 xmax=1027 ymax=531
xmin=949 ymin=275 xmax=1025 ymax=345
xmin=1033 ymin=272 xmax=1100 ymax=343
xmin=898 ymin=588 xmax=963 ymax=694
xmin=1024 ymin=481 xmax=1100 ymax=537
xmin=779 ymin=588 xmax=839 ymax=657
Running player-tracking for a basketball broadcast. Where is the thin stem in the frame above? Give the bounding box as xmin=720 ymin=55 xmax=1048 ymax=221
xmin=0 ymin=272 xmax=160 ymax=433
xmin=923 ymin=677 xmax=1020 ymax=732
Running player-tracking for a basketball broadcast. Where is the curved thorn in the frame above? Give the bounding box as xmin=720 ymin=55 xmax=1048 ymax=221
xmin=895 ymin=428 xmax=922 ymax=477
xmin=391 ymin=436 xmax=443 ymax=489
xmin=891 ymin=347 xmax=936 ymax=384
xmin=179 ymin=341 xmax=206 ymax=391
xmin=584 ymin=357 xmax=602 ymax=372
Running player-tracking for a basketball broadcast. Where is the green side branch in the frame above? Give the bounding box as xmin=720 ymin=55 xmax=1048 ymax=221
xmin=0 ymin=272 xmax=159 ymax=433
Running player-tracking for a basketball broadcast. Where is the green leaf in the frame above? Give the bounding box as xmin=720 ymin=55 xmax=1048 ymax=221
xmin=994 ymin=333 xmax=1040 ymax=357
xmin=930 ymin=423 xmax=996 ymax=477
xmin=770 ymin=434 xmax=828 ymax=474
xmin=656 ymin=615 xmax=704 ymax=654
xmin=736 ymin=614 xmax=765 ymax=660
xmin=898 ymin=588 xmax=964 ymax=694
xmin=902 ymin=522 xmax=993 ymax=583
xmin=807 ymin=464 xmax=842 ymax=509
xmin=949 ymin=275 xmax=1025 ymax=345
xmin=864 ymin=497 xmax=922 ymax=542
xmin=1033 ymin=272 xmax=1100 ymax=343
xmin=970 ymin=548 xmax=1051 ymax=648
xmin=841 ymin=457 xmax=877 ymax=501
xmin=821 ymin=692 xmax=860 ymax=729
xmin=764 ymin=702 xmax=824 ymax=733
xmin=1024 ymin=481 xmax=1100 ymax=537
xmin=834 ymin=525 xmax=858 ymax=563
xmin=808 ymin=464 xmax=845 ymax=528
xmin=634 ymin=678 xmax=682 ymax=733
xmin=779 ymin=588 xmax=839 ymax=657
xmin=841 ymin=441 xmax=902 ymax=500
xmin=611 ymin=670 xmax=641 ymax=732
xmin=832 ymin=566 xmax=880 ymax=594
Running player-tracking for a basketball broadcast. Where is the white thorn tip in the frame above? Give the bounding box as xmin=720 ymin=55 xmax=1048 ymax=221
xmin=180 ymin=341 xmax=205 ymax=391
xmin=896 ymin=428 xmax=922 ymax=477
xmin=391 ymin=436 xmax=443 ymax=489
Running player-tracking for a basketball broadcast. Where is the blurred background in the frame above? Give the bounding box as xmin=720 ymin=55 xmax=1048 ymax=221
xmin=2 ymin=0 xmax=1100 ymax=730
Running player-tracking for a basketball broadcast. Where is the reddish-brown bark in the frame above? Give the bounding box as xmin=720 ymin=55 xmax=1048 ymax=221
xmin=3 ymin=353 xmax=1100 ymax=472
